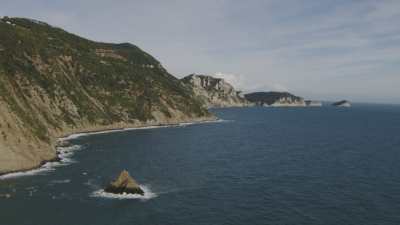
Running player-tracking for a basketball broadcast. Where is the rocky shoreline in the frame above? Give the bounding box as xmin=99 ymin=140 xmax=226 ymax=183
xmin=0 ymin=17 xmax=213 ymax=178
xmin=0 ymin=116 xmax=217 ymax=177
xmin=0 ymin=157 xmax=61 ymax=177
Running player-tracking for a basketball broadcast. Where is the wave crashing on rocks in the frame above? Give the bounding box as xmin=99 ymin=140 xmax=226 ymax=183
xmin=0 ymin=144 xmax=82 ymax=180
xmin=91 ymin=185 xmax=157 ymax=200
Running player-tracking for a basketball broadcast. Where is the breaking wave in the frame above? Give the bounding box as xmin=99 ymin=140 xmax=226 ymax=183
xmin=0 ymin=119 xmax=228 ymax=180
xmin=0 ymin=144 xmax=83 ymax=180
xmin=49 ymin=179 xmax=71 ymax=184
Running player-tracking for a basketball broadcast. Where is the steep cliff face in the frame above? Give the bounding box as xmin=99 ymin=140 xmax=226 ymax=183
xmin=0 ymin=17 xmax=212 ymax=174
xmin=245 ymin=92 xmax=306 ymax=107
xmin=181 ymin=74 xmax=251 ymax=108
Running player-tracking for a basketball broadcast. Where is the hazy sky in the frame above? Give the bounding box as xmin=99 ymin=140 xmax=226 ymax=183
xmin=2 ymin=0 xmax=400 ymax=103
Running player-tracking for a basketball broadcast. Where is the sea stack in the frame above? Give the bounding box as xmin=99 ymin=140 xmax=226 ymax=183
xmin=332 ymin=100 xmax=351 ymax=107
xmin=104 ymin=170 xmax=144 ymax=195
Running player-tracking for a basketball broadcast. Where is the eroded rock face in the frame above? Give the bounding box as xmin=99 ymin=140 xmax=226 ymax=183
xmin=104 ymin=170 xmax=144 ymax=195
xmin=181 ymin=74 xmax=252 ymax=108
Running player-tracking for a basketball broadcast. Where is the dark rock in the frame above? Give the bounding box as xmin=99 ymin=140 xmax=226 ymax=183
xmin=104 ymin=170 xmax=144 ymax=195
xmin=332 ymin=100 xmax=351 ymax=107
xmin=245 ymin=92 xmax=305 ymax=106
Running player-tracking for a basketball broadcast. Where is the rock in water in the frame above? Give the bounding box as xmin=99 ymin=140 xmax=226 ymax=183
xmin=104 ymin=170 xmax=144 ymax=195
xmin=0 ymin=193 xmax=11 ymax=198
xmin=332 ymin=100 xmax=351 ymax=107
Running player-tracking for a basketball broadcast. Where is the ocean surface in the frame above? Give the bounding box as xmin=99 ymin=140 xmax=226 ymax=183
xmin=1 ymin=104 xmax=400 ymax=225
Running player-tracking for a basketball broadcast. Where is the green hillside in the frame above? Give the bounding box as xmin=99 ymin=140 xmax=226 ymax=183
xmin=0 ymin=17 xmax=211 ymax=174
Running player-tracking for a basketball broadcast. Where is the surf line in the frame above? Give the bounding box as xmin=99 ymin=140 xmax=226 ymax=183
xmin=0 ymin=119 xmax=229 ymax=180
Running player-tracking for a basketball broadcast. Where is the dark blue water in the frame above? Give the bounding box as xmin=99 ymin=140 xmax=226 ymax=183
xmin=1 ymin=104 xmax=400 ymax=225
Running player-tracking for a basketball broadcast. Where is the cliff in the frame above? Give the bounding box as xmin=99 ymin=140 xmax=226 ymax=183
xmin=105 ymin=170 xmax=144 ymax=195
xmin=244 ymin=92 xmax=306 ymax=107
xmin=181 ymin=74 xmax=252 ymax=108
xmin=0 ymin=17 xmax=212 ymax=174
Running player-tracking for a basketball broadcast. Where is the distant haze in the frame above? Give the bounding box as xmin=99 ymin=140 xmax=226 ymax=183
xmin=2 ymin=0 xmax=400 ymax=104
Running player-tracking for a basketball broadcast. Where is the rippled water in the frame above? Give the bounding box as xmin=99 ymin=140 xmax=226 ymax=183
xmin=1 ymin=104 xmax=400 ymax=225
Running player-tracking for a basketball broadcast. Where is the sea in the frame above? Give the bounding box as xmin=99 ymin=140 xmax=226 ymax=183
xmin=1 ymin=104 xmax=400 ymax=225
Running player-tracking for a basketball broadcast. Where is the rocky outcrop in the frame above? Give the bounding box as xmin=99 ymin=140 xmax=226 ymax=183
xmin=332 ymin=100 xmax=351 ymax=107
xmin=245 ymin=92 xmax=306 ymax=107
xmin=181 ymin=74 xmax=252 ymax=108
xmin=105 ymin=170 xmax=144 ymax=195
xmin=0 ymin=17 xmax=213 ymax=174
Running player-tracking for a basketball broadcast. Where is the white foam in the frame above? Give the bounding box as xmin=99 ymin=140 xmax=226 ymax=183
xmin=49 ymin=179 xmax=71 ymax=184
xmin=91 ymin=185 xmax=157 ymax=200
xmin=57 ymin=145 xmax=82 ymax=164
xmin=0 ymin=119 xmax=229 ymax=180
xmin=0 ymin=164 xmax=54 ymax=180
xmin=0 ymin=145 xmax=82 ymax=180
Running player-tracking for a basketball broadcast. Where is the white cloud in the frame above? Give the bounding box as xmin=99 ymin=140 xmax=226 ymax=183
xmin=214 ymin=72 xmax=289 ymax=93
xmin=213 ymin=72 xmax=245 ymax=90
xmin=2 ymin=0 xmax=400 ymax=103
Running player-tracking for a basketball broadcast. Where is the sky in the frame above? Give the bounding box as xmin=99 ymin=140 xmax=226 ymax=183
xmin=1 ymin=0 xmax=400 ymax=104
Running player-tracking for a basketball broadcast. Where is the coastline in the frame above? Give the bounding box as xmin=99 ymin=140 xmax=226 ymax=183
xmin=0 ymin=116 xmax=218 ymax=179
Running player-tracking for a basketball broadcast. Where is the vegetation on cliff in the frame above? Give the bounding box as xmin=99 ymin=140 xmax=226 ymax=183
xmin=244 ymin=92 xmax=305 ymax=106
xmin=0 ymin=17 xmax=210 ymax=174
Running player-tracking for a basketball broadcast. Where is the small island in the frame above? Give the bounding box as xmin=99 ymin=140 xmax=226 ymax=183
xmin=332 ymin=100 xmax=351 ymax=107
xmin=104 ymin=170 xmax=144 ymax=195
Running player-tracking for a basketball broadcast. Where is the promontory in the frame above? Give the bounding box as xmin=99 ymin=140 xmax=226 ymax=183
xmin=0 ymin=17 xmax=214 ymax=174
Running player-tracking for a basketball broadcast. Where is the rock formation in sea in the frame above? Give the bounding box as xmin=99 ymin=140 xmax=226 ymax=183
xmin=332 ymin=100 xmax=351 ymax=107
xmin=105 ymin=170 xmax=144 ymax=195
xmin=244 ymin=92 xmax=307 ymax=107
xmin=181 ymin=74 xmax=252 ymax=108
xmin=0 ymin=17 xmax=214 ymax=174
